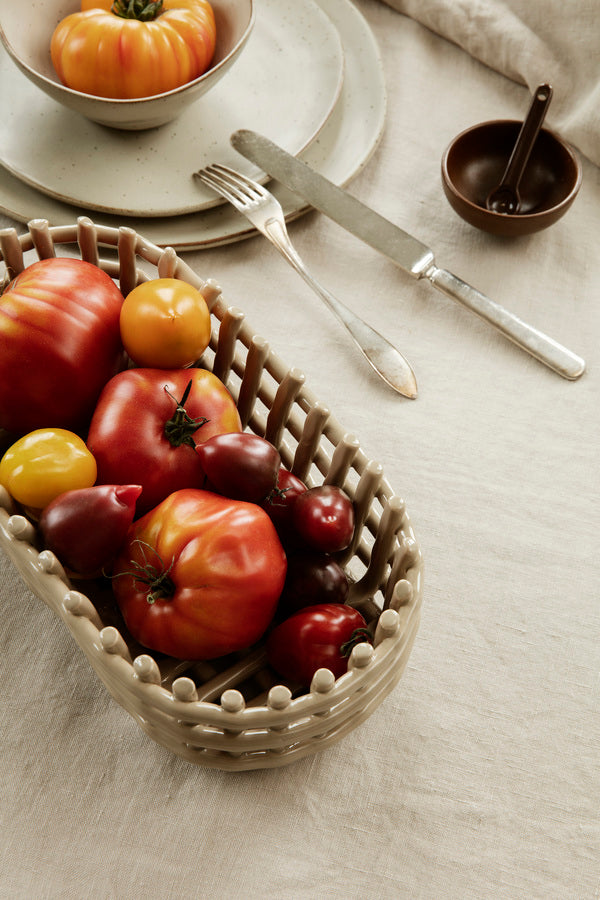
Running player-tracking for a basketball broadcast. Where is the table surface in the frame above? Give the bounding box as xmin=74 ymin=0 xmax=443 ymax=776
xmin=1 ymin=3 xmax=599 ymax=898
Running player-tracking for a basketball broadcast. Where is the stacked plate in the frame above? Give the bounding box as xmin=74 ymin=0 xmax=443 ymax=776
xmin=0 ymin=0 xmax=387 ymax=250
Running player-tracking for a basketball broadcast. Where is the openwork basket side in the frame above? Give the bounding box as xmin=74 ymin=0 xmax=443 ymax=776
xmin=0 ymin=217 xmax=423 ymax=770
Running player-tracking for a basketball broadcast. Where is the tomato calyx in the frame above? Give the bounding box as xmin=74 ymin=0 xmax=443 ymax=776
xmin=339 ymin=627 xmax=372 ymax=658
xmin=118 ymin=539 xmax=176 ymax=604
xmin=111 ymin=0 xmax=164 ymax=21
xmin=265 ymin=484 xmax=292 ymax=506
xmin=163 ymin=380 xmax=209 ymax=449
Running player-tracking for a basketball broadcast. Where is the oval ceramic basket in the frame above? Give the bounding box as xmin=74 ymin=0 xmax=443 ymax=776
xmin=0 ymin=218 xmax=423 ymax=771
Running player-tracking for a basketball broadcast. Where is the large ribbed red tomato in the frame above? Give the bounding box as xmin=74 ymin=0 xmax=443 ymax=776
xmin=0 ymin=258 xmax=124 ymax=435
xmin=111 ymin=489 xmax=287 ymax=660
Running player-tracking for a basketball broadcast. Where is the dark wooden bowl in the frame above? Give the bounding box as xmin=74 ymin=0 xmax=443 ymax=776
xmin=441 ymin=120 xmax=582 ymax=236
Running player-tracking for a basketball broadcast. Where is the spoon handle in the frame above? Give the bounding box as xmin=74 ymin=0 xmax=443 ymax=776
xmin=427 ymin=265 xmax=585 ymax=380
xmin=500 ymin=84 xmax=553 ymax=190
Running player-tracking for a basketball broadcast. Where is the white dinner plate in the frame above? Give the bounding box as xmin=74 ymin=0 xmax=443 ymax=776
xmin=0 ymin=0 xmax=344 ymax=217
xmin=0 ymin=0 xmax=386 ymax=250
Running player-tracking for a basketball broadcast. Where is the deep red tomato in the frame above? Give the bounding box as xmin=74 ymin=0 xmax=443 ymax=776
xmin=292 ymin=485 xmax=355 ymax=553
xmin=87 ymin=368 xmax=242 ymax=515
xmin=266 ymin=604 xmax=370 ymax=686
xmin=111 ymin=488 xmax=287 ymax=660
xmin=195 ymin=432 xmax=281 ymax=503
xmin=39 ymin=484 xmax=142 ymax=577
xmin=260 ymin=466 xmax=308 ymax=545
xmin=0 ymin=258 xmax=125 ymax=434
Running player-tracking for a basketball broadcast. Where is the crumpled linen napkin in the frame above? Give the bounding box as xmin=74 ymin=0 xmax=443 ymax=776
xmin=381 ymin=0 xmax=600 ymax=167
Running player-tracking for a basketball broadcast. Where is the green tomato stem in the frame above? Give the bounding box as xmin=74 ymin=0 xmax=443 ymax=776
xmin=163 ymin=380 xmax=209 ymax=449
xmin=111 ymin=0 xmax=164 ymax=21
xmin=340 ymin=628 xmax=372 ymax=658
xmin=116 ymin=539 xmax=176 ymax=603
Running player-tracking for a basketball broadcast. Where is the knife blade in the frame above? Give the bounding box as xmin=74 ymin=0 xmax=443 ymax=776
xmin=231 ymin=129 xmax=585 ymax=381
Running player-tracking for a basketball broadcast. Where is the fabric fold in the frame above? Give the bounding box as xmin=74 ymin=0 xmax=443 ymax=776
xmin=381 ymin=0 xmax=600 ymax=167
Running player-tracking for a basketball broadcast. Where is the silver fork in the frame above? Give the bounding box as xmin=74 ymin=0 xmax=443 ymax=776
xmin=194 ymin=164 xmax=418 ymax=399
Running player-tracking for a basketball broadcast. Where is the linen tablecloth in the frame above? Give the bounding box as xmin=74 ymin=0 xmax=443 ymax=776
xmin=382 ymin=0 xmax=600 ymax=168
xmin=1 ymin=2 xmax=599 ymax=897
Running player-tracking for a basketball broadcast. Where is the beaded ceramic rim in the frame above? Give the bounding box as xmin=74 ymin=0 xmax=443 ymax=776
xmin=0 ymin=217 xmax=423 ymax=770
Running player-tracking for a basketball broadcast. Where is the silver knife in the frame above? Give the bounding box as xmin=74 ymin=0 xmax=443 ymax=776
xmin=231 ymin=129 xmax=585 ymax=381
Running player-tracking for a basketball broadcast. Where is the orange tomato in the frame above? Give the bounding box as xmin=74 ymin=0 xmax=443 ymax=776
xmin=51 ymin=1 xmax=216 ymax=99
xmin=119 ymin=278 xmax=212 ymax=368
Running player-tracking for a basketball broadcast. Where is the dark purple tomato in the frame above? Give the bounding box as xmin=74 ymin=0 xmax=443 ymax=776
xmin=194 ymin=432 xmax=280 ymax=503
xmin=266 ymin=603 xmax=370 ymax=686
xmin=276 ymin=551 xmax=349 ymax=618
xmin=292 ymin=485 xmax=355 ymax=553
xmin=38 ymin=484 xmax=142 ymax=577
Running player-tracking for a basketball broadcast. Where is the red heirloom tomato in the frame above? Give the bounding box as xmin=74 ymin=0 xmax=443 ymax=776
xmin=0 ymin=258 xmax=124 ymax=434
xmin=195 ymin=432 xmax=281 ymax=503
xmin=266 ymin=604 xmax=370 ymax=686
xmin=111 ymin=489 xmax=287 ymax=660
xmin=39 ymin=484 xmax=142 ymax=577
xmin=292 ymin=485 xmax=355 ymax=553
xmin=87 ymin=368 xmax=242 ymax=515
xmin=51 ymin=0 xmax=216 ymax=100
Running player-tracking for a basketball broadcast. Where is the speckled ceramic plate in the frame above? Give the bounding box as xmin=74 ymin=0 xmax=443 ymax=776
xmin=0 ymin=0 xmax=386 ymax=249
xmin=0 ymin=0 xmax=344 ymax=217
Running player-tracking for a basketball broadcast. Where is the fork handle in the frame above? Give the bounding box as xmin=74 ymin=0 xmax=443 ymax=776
xmin=261 ymin=217 xmax=418 ymax=398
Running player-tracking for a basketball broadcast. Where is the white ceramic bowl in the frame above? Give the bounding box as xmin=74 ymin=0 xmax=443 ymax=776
xmin=0 ymin=0 xmax=254 ymax=130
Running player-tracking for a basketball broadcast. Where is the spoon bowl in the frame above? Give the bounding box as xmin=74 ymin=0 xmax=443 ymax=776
xmin=441 ymin=119 xmax=582 ymax=236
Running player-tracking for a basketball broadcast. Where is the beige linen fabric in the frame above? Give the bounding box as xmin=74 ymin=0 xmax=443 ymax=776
xmin=382 ymin=0 xmax=600 ymax=167
xmin=1 ymin=2 xmax=599 ymax=897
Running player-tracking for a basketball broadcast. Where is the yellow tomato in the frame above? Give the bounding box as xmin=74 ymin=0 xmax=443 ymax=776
xmin=0 ymin=429 xmax=97 ymax=510
xmin=120 ymin=278 xmax=212 ymax=367
xmin=51 ymin=0 xmax=216 ymax=99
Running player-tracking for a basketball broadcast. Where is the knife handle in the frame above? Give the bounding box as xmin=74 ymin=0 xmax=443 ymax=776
xmin=427 ymin=266 xmax=585 ymax=380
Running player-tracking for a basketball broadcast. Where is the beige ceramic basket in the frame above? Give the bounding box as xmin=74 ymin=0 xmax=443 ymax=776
xmin=0 ymin=218 xmax=423 ymax=770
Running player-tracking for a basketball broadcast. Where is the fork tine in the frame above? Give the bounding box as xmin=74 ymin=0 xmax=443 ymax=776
xmin=196 ymin=164 xmax=269 ymax=203
xmin=211 ymin=164 xmax=268 ymax=196
xmin=195 ymin=167 xmax=248 ymax=207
